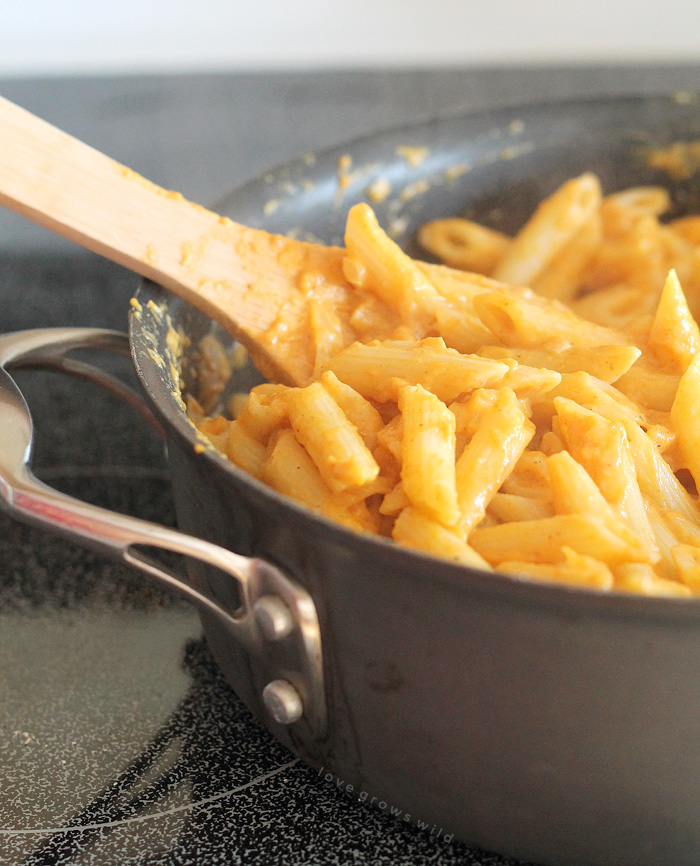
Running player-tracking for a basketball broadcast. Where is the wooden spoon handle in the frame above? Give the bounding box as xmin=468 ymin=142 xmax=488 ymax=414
xmin=0 ymin=95 xmax=344 ymax=383
xmin=0 ymin=96 xmax=228 ymax=290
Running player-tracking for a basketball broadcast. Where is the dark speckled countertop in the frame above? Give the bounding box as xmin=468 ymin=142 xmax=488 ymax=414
xmin=2 ymin=66 xmax=700 ymax=866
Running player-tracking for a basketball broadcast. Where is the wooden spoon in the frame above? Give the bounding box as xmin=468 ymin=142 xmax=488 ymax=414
xmin=0 ymin=95 xmax=358 ymax=385
xmin=1 ymin=97 xmax=499 ymax=387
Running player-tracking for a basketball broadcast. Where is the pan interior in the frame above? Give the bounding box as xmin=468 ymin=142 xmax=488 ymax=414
xmin=129 ymin=92 xmax=700 ymax=608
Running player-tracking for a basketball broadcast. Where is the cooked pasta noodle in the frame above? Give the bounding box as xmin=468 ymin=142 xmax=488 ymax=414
xmin=190 ymin=173 xmax=700 ymax=596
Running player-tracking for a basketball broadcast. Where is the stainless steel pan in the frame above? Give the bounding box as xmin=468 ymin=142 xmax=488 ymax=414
xmin=3 ymin=94 xmax=700 ymax=866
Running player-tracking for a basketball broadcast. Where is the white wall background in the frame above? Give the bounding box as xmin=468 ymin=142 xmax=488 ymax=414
xmin=2 ymin=0 xmax=700 ymax=77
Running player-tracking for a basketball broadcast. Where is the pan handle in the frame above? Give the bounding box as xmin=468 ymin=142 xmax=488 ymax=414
xmin=0 ymin=327 xmax=326 ymax=738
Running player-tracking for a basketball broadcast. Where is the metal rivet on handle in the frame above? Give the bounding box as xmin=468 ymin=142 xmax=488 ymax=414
xmin=262 ymin=679 xmax=304 ymax=725
xmin=253 ymin=594 xmax=294 ymax=641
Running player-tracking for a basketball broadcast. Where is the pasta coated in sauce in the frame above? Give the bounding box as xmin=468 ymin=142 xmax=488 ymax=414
xmin=190 ymin=174 xmax=700 ymax=597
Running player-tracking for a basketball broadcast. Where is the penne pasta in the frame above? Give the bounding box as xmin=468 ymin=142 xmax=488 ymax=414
xmin=600 ymin=186 xmax=671 ymax=238
xmin=319 ymin=370 xmax=384 ymax=451
xmin=493 ymin=173 xmax=602 ymax=285
xmin=473 ymin=289 xmax=627 ymax=351
xmin=671 ymin=545 xmax=700 ymax=594
xmin=547 ymin=450 xmax=617 ymax=518
xmin=670 ymin=354 xmax=700 ymax=490
xmin=262 ymin=429 xmax=363 ymax=531
xmin=236 ymin=384 xmax=289 ymax=443
xmin=614 ymin=562 xmax=692 ymax=597
xmin=647 ymin=269 xmax=700 ymax=373
xmin=321 ymin=338 xmax=509 ymax=403
xmin=392 ymin=505 xmax=492 ymax=569
xmin=470 ymin=513 xmax=650 ymax=565
xmin=189 ymin=174 xmax=700 ymax=595
xmin=225 ymin=418 xmax=268 ymax=480
xmin=497 ymin=547 xmax=614 ymax=590
xmin=615 ymin=362 xmax=680 ymax=413
xmin=454 ymin=388 xmax=534 ymax=537
xmin=530 ymin=213 xmax=602 ymax=302
xmin=399 ymin=384 xmax=460 ymax=527
xmin=554 ymin=398 xmax=658 ymax=561
xmin=619 ymin=417 xmax=700 ymax=527
xmin=499 ymin=450 xmax=551 ymax=500
xmin=488 ymin=492 xmax=554 ymax=523
xmin=286 ymin=382 xmax=379 ymax=493
xmin=418 ymin=217 xmax=511 ymax=274
xmin=344 ymin=202 xmax=440 ymax=332
xmin=479 ymin=344 xmax=641 ymax=384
